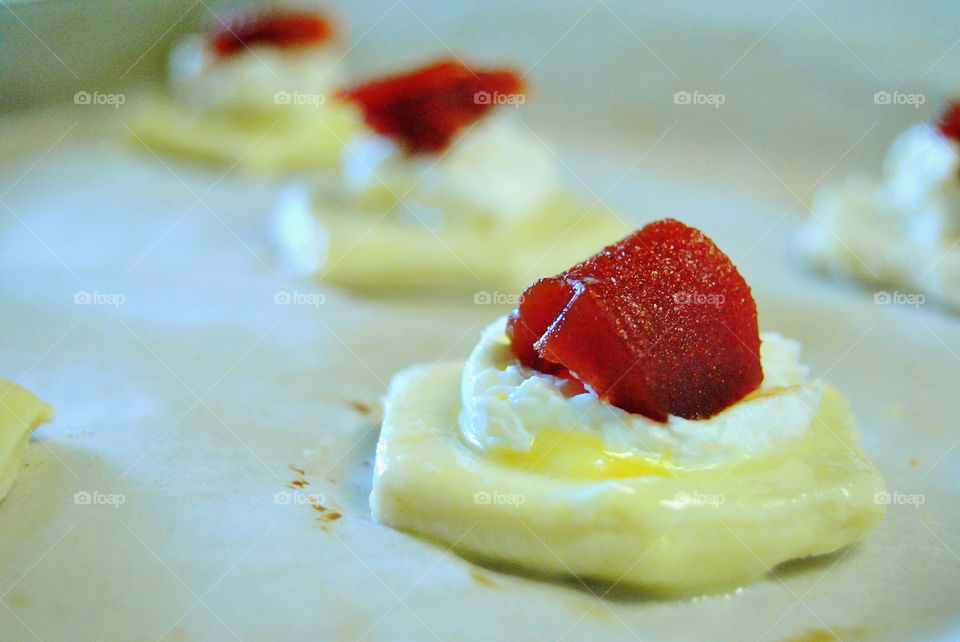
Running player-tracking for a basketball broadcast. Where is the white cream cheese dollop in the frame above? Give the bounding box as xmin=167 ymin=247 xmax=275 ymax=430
xmin=799 ymin=121 xmax=960 ymax=312
xmin=341 ymin=114 xmax=560 ymax=226
xmin=169 ymin=33 xmax=346 ymax=115
xmin=459 ymin=317 xmax=821 ymax=467
xmin=877 ymin=123 xmax=960 ymax=245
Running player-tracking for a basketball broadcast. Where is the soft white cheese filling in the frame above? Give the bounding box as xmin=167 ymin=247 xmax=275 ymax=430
xmin=168 ymin=33 xmax=346 ymax=115
xmin=459 ymin=317 xmax=821 ymax=467
xmin=341 ymin=114 xmax=560 ymax=226
xmin=877 ymin=123 xmax=960 ymax=245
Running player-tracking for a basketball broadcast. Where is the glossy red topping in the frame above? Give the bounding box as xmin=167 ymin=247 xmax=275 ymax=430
xmin=936 ymin=100 xmax=960 ymax=141
xmin=507 ymin=219 xmax=763 ymax=422
xmin=338 ymin=60 xmax=524 ymax=154
xmin=211 ymin=10 xmax=334 ymax=58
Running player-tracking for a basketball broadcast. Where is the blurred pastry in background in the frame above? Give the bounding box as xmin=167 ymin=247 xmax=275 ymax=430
xmin=274 ymin=59 xmax=628 ymax=294
xmin=799 ymin=101 xmax=960 ymax=312
xmin=129 ymin=5 xmax=360 ymax=174
xmin=0 ymin=379 xmax=54 ymax=503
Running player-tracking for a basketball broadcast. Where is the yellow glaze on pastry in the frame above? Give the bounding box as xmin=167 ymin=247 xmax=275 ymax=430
xmin=491 ymin=428 xmax=673 ymax=481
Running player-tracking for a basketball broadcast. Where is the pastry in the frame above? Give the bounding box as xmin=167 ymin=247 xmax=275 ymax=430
xmin=274 ymin=59 xmax=627 ymax=293
xmin=371 ymin=219 xmax=886 ymax=596
xmin=0 ymin=378 xmax=54 ymax=503
xmin=129 ymin=6 xmax=359 ymax=173
xmin=800 ymin=101 xmax=960 ymax=312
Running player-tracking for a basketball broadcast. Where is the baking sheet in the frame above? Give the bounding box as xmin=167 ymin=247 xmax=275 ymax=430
xmin=2 ymin=1 xmax=960 ymax=640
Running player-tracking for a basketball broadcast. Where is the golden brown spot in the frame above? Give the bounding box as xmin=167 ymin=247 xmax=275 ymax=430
xmin=469 ymin=569 xmax=499 ymax=588
xmin=784 ymin=627 xmax=867 ymax=642
xmin=909 ymin=458 xmax=920 ymax=468
xmin=314 ymin=509 xmax=342 ymax=524
xmin=349 ymin=401 xmax=372 ymax=414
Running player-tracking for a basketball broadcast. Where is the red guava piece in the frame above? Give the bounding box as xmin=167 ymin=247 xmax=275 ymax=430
xmin=211 ymin=10 xmax=335 ymax=58
xmin=507 ymin=219 xmax=762 ymax=422
xmin=936 ymin=100 xmax=960 ymax=141
xmin=337 ymin=60 xmax=524 ymax=154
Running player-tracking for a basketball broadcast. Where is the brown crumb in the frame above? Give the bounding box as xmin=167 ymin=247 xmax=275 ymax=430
xmin=909 ymin=458 xmax=920 ymax=468
xmin=290 ymin=465 xmax=306 ymax=476
xmin=361 ymin=460 xmax=371 ymax=467
xmin=312 ymin=506 xmax=342 ymax=523
xmin=306 ymin=495 xmax=343 ymax=523
xmin=291 ymin=479 xmax=309 ymax=488
xmin=470 ymin=569 xmax=499 ymax=588
xmin=349 ymin=401 xmax=372 ymax=414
